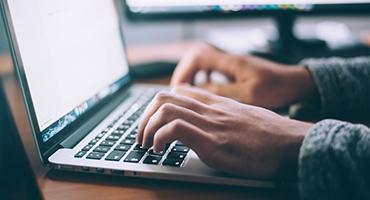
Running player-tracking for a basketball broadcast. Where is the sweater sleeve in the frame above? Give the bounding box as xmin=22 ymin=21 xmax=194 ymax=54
xmin=299 ymin=119 xmax=370 ymax=200
xmin=301 ymin=57 xmax=370 ymax=118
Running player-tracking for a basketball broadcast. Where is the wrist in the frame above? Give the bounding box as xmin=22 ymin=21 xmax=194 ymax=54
xmin=281 ymin=66 xmax=317 ymax=104
xmin=278 ymin=119 xmax=312 ymax=180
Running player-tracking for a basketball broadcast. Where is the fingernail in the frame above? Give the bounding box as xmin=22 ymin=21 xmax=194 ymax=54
xmin=153 ymin=146 xmax=161 ymax=154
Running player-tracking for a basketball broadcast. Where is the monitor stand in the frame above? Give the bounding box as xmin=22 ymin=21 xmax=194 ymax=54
xmin=253 ymin=15 xmax=328 ymax=64
xmin=252 ymin=15 xmax=370 ymax=65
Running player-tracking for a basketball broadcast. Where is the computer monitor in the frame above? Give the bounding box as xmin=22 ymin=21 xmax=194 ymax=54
xmin=124 ymin=0 xmax=370 ymax=63
xmin=124 ymin=0 xmax=370 ymax=20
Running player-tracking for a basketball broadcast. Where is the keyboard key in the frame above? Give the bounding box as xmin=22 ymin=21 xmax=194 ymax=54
xmin=112 ymin=130 xmax=125 ymax=136
xmin=167 ymin=152 xmax=187 ymax=160
xmin=93 ymin=146 xmax=110 ymax=153
xmin=128 ymin=117 xmax=138 ymax=122
xmin=105 ymin=150 xmax=126 ymax=161
xmin=171 ymin=146 xmax=189 ymax=153
xmin=124 ymin=151 xmax=145 ymax=163
xmin=127 ymin=115 xmax=137 ymax=120
xmin=96 ymin=133 xmax=105 ymax=138
xmin=175 ymin=141 xmax=186 ymax=146
xmin=163 ymin=159 xmax=183 ymax=167
xmin=74 ymin=151 xmax=88 ymax=158
xmin=128 ymin=118 xmax=136 ymax=123
xmin=148 ymin=149 xmax=166 ymax=156
xmin=133 ymin=144 xmax=148 ymax=151
xmin=100 ymin=140 xmax=116 ymax=147
xmin=112 ymin=119 xmax=119 ymax=125
xmin=131 ymin=112 xmax=141 ymax=118
xmin=118 ymin=124 xmax=130 ymax=130
xmin=115 ymin=144 xmax=131 ymax=151
xmin=122 ymin=121 xmax=134 ymax=126
xmin=126 ymin=133 xmax=136 ymax=139
xmin=131 ymin=127 xmax=138 ymax=133
xmin=82 ymin=144 xmax=94 ymax=151
xmin=89 ymin=138 xmax=100 ymax=145
xmin=143 ymin=155 xmax=162 ymax=165
xmin=106 ymin=135 xmax=121 ymax=141
xmin=86 ymin=152 xmax=105 ymax=160
xmin=103 ymin=128 xmax=111 ymax=133
xmin=120 ymin=139 xmax=135 ymax=145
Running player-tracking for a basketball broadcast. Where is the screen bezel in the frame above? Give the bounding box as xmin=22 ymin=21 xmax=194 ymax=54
xmin=1 ymin=0 xmax=132 ymax=163
xmin=123 ymin=2 xmax=370 ymax=21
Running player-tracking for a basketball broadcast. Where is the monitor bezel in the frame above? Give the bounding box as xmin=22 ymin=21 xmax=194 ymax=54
xmin=1 ymin=0 xmax=133 ymax=163
xmin=123 ymin=2 xmax=370 ymax=21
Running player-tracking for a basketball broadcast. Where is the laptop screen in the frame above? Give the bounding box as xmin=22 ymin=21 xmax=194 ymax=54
xmin=6 ymin=0 xmax=129 ymax=142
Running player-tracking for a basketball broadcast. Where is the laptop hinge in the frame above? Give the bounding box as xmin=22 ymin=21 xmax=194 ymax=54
xmin=60 ymin=89 xmax=131 ymax=149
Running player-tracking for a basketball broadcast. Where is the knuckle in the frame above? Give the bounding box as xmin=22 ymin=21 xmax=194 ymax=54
xmin=157 ymin=103 xmax=175 ymax=121
xmin=194 ymin=42 xmax=212 ymax=52
xmin=172 ymin=85 xmax=187 ymax=94
xmin=154 ymin=91 xmax=170 ymax=103
xmin=160 ymin=103 xmax=175 ymax=114
xmin=188 ymin=44 xmax=210 ymax=60
xmin=170 ymin=119 xmax=186 ymax=132
xmin=187 ymin=53 xmax=201 ymax=65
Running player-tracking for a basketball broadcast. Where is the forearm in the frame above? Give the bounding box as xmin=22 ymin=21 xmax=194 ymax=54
xmin=299 ymin=119 xmax=370 ymax=200
xmin=301 ymin=57 xmax=370 ymax=118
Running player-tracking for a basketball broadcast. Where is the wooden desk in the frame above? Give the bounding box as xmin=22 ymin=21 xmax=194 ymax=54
xmin=0 ymin=43 xmax=297 ymax=200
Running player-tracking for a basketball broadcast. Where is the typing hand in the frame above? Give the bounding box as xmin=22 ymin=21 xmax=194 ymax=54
xmin=137 ymin=86 xmax=312 ymax=179
xmin=171 ymin=43 xmax=316 ymax=109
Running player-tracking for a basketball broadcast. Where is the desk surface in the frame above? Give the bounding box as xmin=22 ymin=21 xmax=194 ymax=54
xmin=0 ymin=43 xmax=297 ymax=200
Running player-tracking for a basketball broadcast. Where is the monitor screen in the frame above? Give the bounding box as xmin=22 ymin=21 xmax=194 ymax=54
xmin=125 ymin=0 xmax=370 ymax=17
xmin=7 ymin=0 xmax=129 ymax=142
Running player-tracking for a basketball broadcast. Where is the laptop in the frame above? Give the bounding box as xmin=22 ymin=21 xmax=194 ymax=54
xmin=1 ymin=0 xmax=274 ymax=188
xmin=0 ymin=80 xmax=43 ymax=200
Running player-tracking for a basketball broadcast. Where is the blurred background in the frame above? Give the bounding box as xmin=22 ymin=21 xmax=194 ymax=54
xmin=122 ymin=15 xmax=370 ymax=49
xmin=1 ymin=1 xmax=370 ymax=75
xmin=0 ymin=3 xmax=370 ymax=57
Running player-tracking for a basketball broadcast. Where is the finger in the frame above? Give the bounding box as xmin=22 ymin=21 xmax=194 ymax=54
xmin=137 ymin=91 xmax=207 ymax=144
xmin=141 ymin=103 xmax=212 ymax=148
xmin=152 ymin=119 xmax=214 ymax=155
xmin=200 ymin=83 xmax=243 ymax=102
xmin=170 ymin=47 xmax=237 ymax=86
xmin=170 ymin=52 xmax=199 ymax=85
xmin=172 ymin=85 xmax=219 ymax=105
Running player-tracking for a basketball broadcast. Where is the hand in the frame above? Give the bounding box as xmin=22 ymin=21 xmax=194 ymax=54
xmin=171 ymin=43 xmax=316 ymax=109
xmin=137 ymin=86 xmax=312 ymax=179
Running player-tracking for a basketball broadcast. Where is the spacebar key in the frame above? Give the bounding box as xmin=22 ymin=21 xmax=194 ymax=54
xmin=124 ymin=151 xmax=145 ymax=163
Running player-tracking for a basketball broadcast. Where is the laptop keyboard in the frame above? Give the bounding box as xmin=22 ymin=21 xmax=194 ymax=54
xmin=74 ymin=90 xmax=189 ymax=167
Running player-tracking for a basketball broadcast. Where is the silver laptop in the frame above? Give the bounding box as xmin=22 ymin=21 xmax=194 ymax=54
xmin=1 ymin=0 xmax=274 ymax=188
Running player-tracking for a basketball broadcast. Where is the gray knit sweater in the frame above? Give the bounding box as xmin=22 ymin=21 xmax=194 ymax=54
xmin=299 ymin=57 xmax=370 ymax=200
